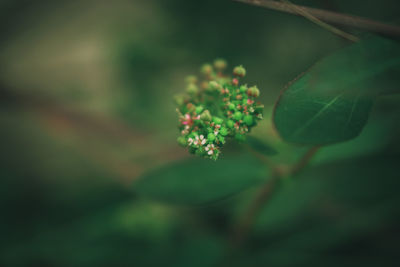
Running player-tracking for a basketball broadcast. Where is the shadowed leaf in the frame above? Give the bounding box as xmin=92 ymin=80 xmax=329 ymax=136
xmin=274 ymin=36 xmax=400 ymax=145
xmin=133 ymin=155 xmax=268 ymax=205
xmin=246 ymin=136 xmax=278 ymax=156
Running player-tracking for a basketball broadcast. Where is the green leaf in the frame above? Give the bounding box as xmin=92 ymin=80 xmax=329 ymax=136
xmin=133 ymin=155 xmax=268 ymax=205
xmin=246 ymin=136 xmax=278 ymax=156
xmin=274 ymin=36 xmax=400 ymax=145
xmin=255 ymin=154 xmax=400 ymax=249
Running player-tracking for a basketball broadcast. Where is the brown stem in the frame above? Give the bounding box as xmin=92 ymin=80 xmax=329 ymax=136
xmin=280 ymin=0 xmax=359 ymax=42
xmin=230 ymin=145 xmax=320 ymax=249
xmin=233 ymin=0 xmax=400 ymax=37
xmin=230 ymin=172 xmax=279 ymax=247
xmin=290 ymin=145 xmax=321 ymax=176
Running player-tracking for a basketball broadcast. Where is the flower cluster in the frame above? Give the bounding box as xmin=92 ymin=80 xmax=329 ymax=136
xmin=175 ymin=59 xmax=264 ymax=160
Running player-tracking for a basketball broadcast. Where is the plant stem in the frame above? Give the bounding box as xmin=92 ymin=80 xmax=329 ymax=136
xmin=230 ymin=171 xmax=279 ymax=247
xmin=280 ymin=0 xmax=359 ymax=42
xmin=290 ymin=145 xmax=321 ymax=176
xmin=230 ymin=145 xmax=320 ymax=248
xmin=233 ymin=0 xmax=400 ymax=37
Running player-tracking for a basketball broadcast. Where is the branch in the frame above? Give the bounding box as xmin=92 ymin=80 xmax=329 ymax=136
xmin=280 ymin=0 xmax=359 ymax=42
xmin=230 ymin=172 xmax=279 ymax=247
xmin=229 ymin=145 xmax=320 ymax=249
xmin=233 ymin=0 xmax=400 ymax=37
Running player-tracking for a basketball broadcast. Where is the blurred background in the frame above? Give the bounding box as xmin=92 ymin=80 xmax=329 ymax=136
xmin=0 ymin=0 xmax=399 ymax=266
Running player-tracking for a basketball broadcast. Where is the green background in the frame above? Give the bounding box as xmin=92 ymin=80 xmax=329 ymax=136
xmin=0 ymin=0 xmax=399 ymax=266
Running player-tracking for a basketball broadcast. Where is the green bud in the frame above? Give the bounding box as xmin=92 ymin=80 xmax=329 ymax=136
xmin=185 ymin=75 xmax=197 ymax=84
xmin=212 ymin=116 xmax=223 ymax=125
xmin=186 ymin=103 xmax=196 ymax=113
xmin=242 ymin=98 xmax=248 ymax=106
xmin=227 ymin=120 xmax=235 ymax=128
xmin=214 ymin=58 xmax=227 ymax=70
xmin=233 ymin=111 xmax=243 ymax=121
xmin=201 ymin=64 xmax=213 ymax=75
xmin=243 ymin=115 xmax=254 ymax=126
xmin=207 ymin=133 xmax=216 ymax=142
xmin=247 ymin=86 xmax=260 ymax=97
xmin=233 ymin=65 xmax=246 ymax=77
xmin=235 ymin=133 xmax=246 ymax=143
xmin=240 ymin=85 xmax=247 ymax=93
xmin=207 ymin=81 xmax=221 ymax=92
xmin=195 ymin=106 xmax=204 ymax=114
xmin=228 ymin=103 xmax=235 ymax=110
xmin=177 ymin=136 xmax=187 ymax=147
xmin=255 ymin=104 xmax=264 ymax=113
xmin=186 ymin=83 xmax=198 ymax=94
xmin=220 ymin=127 xmax=228 ymax=136
xmin=200 ymin=110 xmax=212 ymax=121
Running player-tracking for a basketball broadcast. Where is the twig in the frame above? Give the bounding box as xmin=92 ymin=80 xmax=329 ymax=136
xmin=233 ymin=0 xmax=400 ymax=37
xmin=230 ymin=172 xmax=280 ymax=247
xmin=280 ymin=0 xmax=359 ymax=42
xmin=229 ymin=145 xmax=320 ymax=249
xmin=290 ymin=145 xmax=321 ymax=176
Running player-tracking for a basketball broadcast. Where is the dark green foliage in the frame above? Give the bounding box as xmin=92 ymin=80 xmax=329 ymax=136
xmin=134 ymin=155 xmax=268 ymax=205
xmin=232 ymin=153 xmax=400 ymax=267
xmin=246 ymin=135 xmax=278 ymax=156
xmin=274 ymin=37 xmax=400 ymax=145
xmin=2 ymin=0 xmax=400 ymax=266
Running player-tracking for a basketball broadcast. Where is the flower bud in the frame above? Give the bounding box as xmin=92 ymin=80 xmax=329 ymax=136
xmin=243 ymin=115 xmax=254 ymax=126
xmin=247 ymin=86 xmax=260 ymax=97
xmin=177 ymin=136 xmax=187 ymax=147
xmin=200 ymin=110 xmax=212 ymax=121
xmin=240 ymin=85 xmax=247 ymax=93
xmin=186 ymin=103 xmax=196 ymax=113
xmin=233 ymin=65 xmax=246 ymax=77
xmin=186 ymin=83 xmax=198 ymax=95
xmin=220 ymin=127 xmax=228 ymax=136
xmin=212 ymin=116 xmax=223 ymax=125
xmin=201 ymin=64 xmax=213 ymax=75
xmin=207 ymin=81 xmax=221 ymax=92
xmin=255 ymin=104 xmax=264 ymax=113
xmin=228 ymin=103 xmax=235 ymax=110
xmin=233 ymin=111 xmax=243 ymax=121
xmin=208 ymin=133 xmax=216 ymax=142
xmin=227 ymin=120 xmax=235 ymax=128
xmin=213 ymin=58 xmax=227 ymax=70
xmin=195 ymin=106 xmax=204 ymax=114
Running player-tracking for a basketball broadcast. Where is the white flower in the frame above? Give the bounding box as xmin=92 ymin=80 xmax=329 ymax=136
xmin=205 ymin=144 xmax=215 ymax=155
xmin=194 ymin=135 xmax=206 ymax=146
xmin=188 ymin=137 xmax=194 ymax=145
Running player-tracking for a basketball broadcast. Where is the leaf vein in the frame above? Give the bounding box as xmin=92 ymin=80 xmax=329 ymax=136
xmin=292 ymin=93 xmax=344 ymax=137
